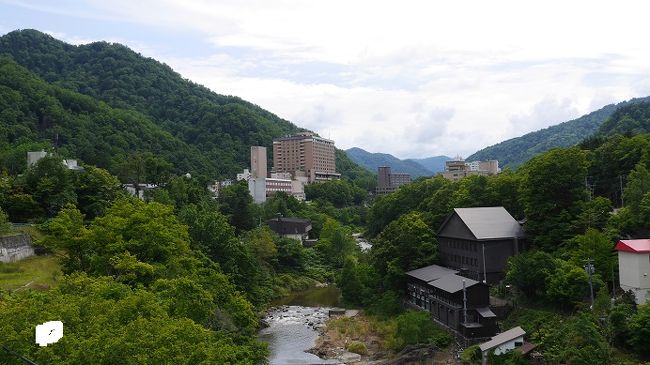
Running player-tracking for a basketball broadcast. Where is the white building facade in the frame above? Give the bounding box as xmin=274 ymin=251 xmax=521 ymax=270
xmin=616 ymin=239 xmax=650 ymax=304
xmin=479 ymin=326 xmax=526 ymax=365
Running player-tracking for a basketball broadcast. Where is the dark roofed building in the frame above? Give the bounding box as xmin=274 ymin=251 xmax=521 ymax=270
xmin=266 ymin=217 xmax=312 ymax=243
xmin=406 ymin=264 xmax=496 ymax=338
xmin=438 ymin=207 xmax=526 ymax=284
xmin=405 ymin=264 xmax=458 ymax=283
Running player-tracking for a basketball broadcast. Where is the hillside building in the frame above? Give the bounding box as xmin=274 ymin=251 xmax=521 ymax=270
xmin=479 ymin=327 xmax=526 ymax=364
xmin=406 ymin=264 xmax=497 ymax=338
xmin=439 ymin=157 xmax=499 ymax=181
xmin=27 ymin=151 xmax=48 ymax=167
xmin=437 ymin=207 xmax=526 ymax=284
xmin=266 ymin=217 xmax=312 ymax=243
xmin=376 ymin=166 xmax=412 ymax=194
xmin=272 ymin=132 xmax=340 ymax=183
xmin=27 ymin=151 xmax=85 ymax=171
xmin=615 ymin=239 xmax=650 ymax=304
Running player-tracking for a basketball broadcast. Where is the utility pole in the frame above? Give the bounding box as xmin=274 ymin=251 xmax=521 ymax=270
xmin=584 ymin=258 xmax=595 ymax=310
xmin=619 ymin=175 xmax=625 ymax=208
xmin=276 ymin=213 xmax=282 ymax=234
xmin=462 ymin=279 xmax=467 ymax=325
xmin=611 ymin=260 xmax=616 ymax=305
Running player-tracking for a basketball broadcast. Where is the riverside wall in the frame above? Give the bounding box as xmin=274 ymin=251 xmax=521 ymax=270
xmin=0 ymin=233 xmax=35 ymax=263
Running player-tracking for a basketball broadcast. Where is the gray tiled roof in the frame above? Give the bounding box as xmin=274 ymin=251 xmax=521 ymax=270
xmin=479 ymin=326 xmax=526 ymax=352
xmin=405 ymin=264 xmax=459 ymax=282
xmin=476 ymin=307 xmax=497 ymax=318
xmin=428 ymin=274 xmax=479 ymax=293
xmin=454 ymin=207 xmax=525 ymax=240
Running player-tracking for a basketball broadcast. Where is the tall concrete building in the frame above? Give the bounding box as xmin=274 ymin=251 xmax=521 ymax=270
xmin=272 ymin=132 xmax=340 ymax=183
xmin=377 ymin=166 xmax=392 ymax=192
xmin=250 ymin=146 xmax=267 ymax=178
xmin=376 ymin=166 xmax=411 ymax=194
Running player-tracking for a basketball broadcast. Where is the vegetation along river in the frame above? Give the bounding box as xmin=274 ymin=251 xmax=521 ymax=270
xmin=259 ymin=286 xmax=342 ymax=365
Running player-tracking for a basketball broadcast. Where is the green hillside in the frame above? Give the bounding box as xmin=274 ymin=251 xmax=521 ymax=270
xmin=0 ymin=56 xmax=213 ymax=176
xmin=467 ymin=97 xmax=650 ymax=169
xmin=596 ymin=100 xmax=650 ymax=136
xmin=0 ymin=29 xmax=369 ymax=181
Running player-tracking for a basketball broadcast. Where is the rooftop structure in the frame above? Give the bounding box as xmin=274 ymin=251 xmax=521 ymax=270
xmin=438 ymin=207 xmax=526 ymax=284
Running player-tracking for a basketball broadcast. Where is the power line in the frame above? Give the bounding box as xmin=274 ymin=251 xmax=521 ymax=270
xmin=1 ymin=344 xmax=39 ymax=365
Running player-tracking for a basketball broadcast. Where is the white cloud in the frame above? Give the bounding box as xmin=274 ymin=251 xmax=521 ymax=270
xmin=509 ymin=98 xmax=580 ymax=134
xmin=6 ymin=0 xmax=650 ymax=158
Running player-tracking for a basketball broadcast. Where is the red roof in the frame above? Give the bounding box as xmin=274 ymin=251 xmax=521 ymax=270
xmin=616 ymin=239 xmax=650 ymax=253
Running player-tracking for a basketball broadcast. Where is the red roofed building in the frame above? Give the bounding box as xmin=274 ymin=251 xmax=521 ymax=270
xmin=615 ymin=239 xmax=650 ymax=304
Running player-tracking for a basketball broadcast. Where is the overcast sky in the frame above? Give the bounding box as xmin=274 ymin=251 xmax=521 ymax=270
xmin=2 ymin=0 xmax=650 ymax=159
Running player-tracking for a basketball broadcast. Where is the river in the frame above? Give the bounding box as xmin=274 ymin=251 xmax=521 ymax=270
xmin=259 ymin=286 xmax=342 ymax=365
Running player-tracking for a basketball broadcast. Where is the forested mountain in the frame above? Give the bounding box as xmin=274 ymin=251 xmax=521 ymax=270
xmin=596 ymin=100 xmax=650 ymax=136
xmin=406 ymin=156 xmax=450 ymax=174
xmin=345 ymin=147 xmax=447 ymax=177
xmin=0 ymin=56 xmax=215 ymax=176
xmin=467 ymin=97 xmax=650 ymax=169
xmin=0 ymin=29 xmax=369 ymax=181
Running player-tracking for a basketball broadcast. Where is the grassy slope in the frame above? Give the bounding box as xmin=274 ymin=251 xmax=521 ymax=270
xmin=0 ymin=255 xmax=61 ymax=290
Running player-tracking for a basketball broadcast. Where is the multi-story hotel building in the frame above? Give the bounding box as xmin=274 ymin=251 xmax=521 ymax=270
xmin=376 ymin=166 xmax=412 ymax=194
xmin=272 ymin=132 xmax=340 ymax=183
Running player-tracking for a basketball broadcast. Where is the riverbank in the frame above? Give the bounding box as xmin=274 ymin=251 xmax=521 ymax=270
xmin=258 ymin=284 xmax=345 ymax=364
xmin=309 ymin=311 xmax=457 ymax=365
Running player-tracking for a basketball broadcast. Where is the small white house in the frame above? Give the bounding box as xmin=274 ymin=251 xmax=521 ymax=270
xmin=479 ymin=326 xmax=525 ymax=365
xmin=615 ymin=239 xmax=650 ymax=305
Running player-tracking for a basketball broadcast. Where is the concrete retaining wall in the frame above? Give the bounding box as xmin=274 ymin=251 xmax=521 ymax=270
xmin=0 ymin=233 xmax=35 ymax=263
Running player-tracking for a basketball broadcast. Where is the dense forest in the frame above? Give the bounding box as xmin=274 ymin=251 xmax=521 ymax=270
xmin=467 ymin=97 xmax=650 ymax=169
xmin=342 ymin=127 xmax=650 ymax=363
xmin=0 ymin=29 xmax=372 ymax=183
xmin=596 ymin=100 xmax=650 ymax=137
xmin=0 ymin=150 xmax=375 ymax=363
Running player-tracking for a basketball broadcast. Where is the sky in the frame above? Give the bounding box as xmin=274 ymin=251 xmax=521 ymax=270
xmin=2 ymin=0 xmax=650 ymax=159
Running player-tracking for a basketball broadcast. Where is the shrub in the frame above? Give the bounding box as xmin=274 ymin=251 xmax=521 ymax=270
xmin=392 ymin=311 xmax=452 ymax=350
xmin=368 ymin=290 xmax=403 ymax=317
xmin=460 ymin=345 xmax=481 ymax=365
xmin=346 ymin=341 xmax=368 ymax=355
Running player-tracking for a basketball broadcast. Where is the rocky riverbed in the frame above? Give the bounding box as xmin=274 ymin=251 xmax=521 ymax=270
xmin=309 ymin=312 xmax=455 ymax=365
xmin=259 ymin=305 xmax=342 ymax=365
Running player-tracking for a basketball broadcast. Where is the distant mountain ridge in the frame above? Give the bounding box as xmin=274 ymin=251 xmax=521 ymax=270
xmin=467 ymin=96 xmax=650 ymax=169
xmin=345 ymin=147 xmax=450 ymax=177
xmin=406 ymin=156 xmax=451 ymax=174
